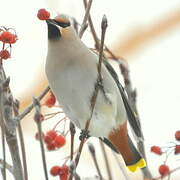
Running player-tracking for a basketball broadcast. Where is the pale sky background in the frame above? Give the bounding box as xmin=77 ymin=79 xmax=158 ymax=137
xmin=0 ymin=0 xmax=180 ymax=179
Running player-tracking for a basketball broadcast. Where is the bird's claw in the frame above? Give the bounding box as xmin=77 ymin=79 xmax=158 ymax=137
xmin=79 ymin=129 xmax=90 ymax=141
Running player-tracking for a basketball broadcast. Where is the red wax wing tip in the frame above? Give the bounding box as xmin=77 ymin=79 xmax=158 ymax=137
xmin=0 ymin=50 xmax=11 ymax=60
xmin=158 ymin=164 xmax=170 ymax=176
xmin=37 ymin=8 xmax=50 ymax=20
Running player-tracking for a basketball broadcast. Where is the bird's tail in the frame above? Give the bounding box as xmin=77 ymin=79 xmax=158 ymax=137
xmin=108 ymin=122 xmax=146 ymax=172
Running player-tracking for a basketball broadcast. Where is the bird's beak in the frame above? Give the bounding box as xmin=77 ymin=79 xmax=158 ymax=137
xmin=46 ymin=19 xmax=61 ymax=40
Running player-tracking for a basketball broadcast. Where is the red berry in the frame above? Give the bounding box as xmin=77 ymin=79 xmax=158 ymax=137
xmin=175 ymin=145 xmax=180 ymax=154
xmin=175 ymin=131 xmax=180 ymax=141
xmin=10 ymin=34 xmax=17 ymax=44
xmin=44 ymin=130 xmax=57 ymax=144
xmin=0 ymin=50 xmax=10 ymax=60
xmin=46 ymin=142 xmax=56 ymax=151
xmin=59 ymin=174 xmax=68 ymax=180
xmin=159 ymin=164 xmax=170 ymax=176
xmin=151 ymin=146 xmax=162 ymax=155
xmin=37 ymin=8 xmax=50 ymax=20
xmin=45 ymin=92 xmax=56 ymax=107
xmin=50 ymin=166 xmax=61 ymax=176
xmin=59 ymin=165 xmax=69 ymax=180
xmin=47 ymin=130 xmax=57 ymax=139
xmin=0 ymin=31 xmax=17 ymax=44
xmin=44 ymin=135 xmax=52 ymax=144
xmin=54 ymin=135 xmax=66 ymax=148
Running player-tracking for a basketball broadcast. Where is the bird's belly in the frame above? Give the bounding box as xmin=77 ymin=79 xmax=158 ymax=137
xmin=50 ymin=80 xmax=117 ymax=138
xmin=46 ymin=62 xmax=119 ymax=138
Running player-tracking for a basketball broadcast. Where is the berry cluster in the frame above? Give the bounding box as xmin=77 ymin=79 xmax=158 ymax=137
xmin=150 ymin=130 xmax=180 ymax=177
xmin=44 ymin=130 xmax=66 ymax=151
xmin=50 ymin=165 xmax=69 ymax=180
xmin=0 ymin=27 xmax=17 ymax=60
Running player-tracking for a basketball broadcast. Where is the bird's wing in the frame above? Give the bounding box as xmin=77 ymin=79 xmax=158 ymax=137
xmin=103 ymin=60 xmax=143 ymax=139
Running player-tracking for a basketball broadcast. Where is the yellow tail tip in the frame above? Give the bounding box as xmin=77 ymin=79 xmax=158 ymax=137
xmin=127 ymin=158 xmax=146 ymax=172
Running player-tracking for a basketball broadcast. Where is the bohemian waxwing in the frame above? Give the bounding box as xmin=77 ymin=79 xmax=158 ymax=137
xmin=45 ymin=14 xmax=146 ymax=172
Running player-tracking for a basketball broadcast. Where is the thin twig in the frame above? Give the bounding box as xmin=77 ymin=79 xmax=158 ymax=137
xmin=52 ymin=116 xmax=67 ymax=130
xmin=88 ymin=143 xmax=103 ymax=180
xmin=83 ymin=0 xmax=100 ymax=49
xmin=83 ymin=0 xmax=120 ymax=61
xmin=79 ymin=0 xmax=93 ymax=38
xmin=44 ymin=111 xmax=63 ymax=117
xmin=104 ymin=46 xmax=121 ymax=60
xmin=17 ymin=124 xmax=28 ymax=180
xmin=33 ymin=97 xmax=49 ymax=180
xmin=13 ymin=100 xmax=28 ymax=180
xmin=18 ymin=86 xmax=50 ymax=121
xmin=97 ymin=15 xmax=108 ymax=77
xmin=99 ymin=141 xmax=112 ymax=180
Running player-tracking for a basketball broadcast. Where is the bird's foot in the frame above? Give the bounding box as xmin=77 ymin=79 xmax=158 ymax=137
xmin=79 ymin=129 xmax=90 ymax=141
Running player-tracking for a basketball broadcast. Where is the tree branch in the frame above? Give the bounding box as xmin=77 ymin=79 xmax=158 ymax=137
xmin=17 ymin=86 xmax=50 ymax=121
xmin=33 ymin=97 xmax=49 ymax=180
xmin=79 ymin=0 xmax=93 ymax=38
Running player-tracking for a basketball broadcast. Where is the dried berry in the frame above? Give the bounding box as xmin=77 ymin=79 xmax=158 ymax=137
xmin=37 ymin=8 xmax=50 ymax=20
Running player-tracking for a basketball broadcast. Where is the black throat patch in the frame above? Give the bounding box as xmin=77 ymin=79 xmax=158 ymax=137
xmin=47 ymin=23 xmax=61 ymax=40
